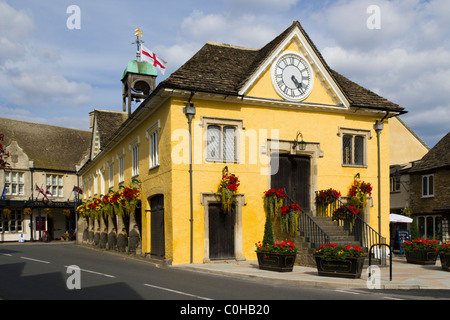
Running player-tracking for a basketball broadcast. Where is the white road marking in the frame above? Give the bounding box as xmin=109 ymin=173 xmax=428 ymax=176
xmin=64 ymin=266 xmax=116 ymax=278
xmin=20 ymin=257 xmax=50 ymax=264
xmin=383 ymin=296 xmax=404 ymax=300
xmin=334 ymin=289 xmax=361 ymax=295
xmin=0 ymin=253 xmax=12 ymax=256
xmin=144 ymin=283 xmax=212 ymax=300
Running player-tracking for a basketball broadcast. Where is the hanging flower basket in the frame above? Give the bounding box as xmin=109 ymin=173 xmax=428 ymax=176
xmin=122 ymin=185 xmax=141 ymax=216
xmin=316 ymin=188 xmax=341 ymax=206
xmin=76 ymin=203 xmax=88 ymax=218
xmin=263 ymin=188 xmax=286 ymax=219
xmin=218 ymin=166 xmax=240 ymax=215
xmin=24 ymin=208 xmax=32 ymax=216
xmin=279 ymin=203 xmax=301 ymax=237
xmin=2 ymin=208 xmax=11 ymax=219
xmin=348 ymin=179 xmax=372 ymax=210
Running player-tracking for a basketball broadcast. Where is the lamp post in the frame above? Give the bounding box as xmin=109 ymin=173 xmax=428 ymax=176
xmin=183 ymin=99 xmax=196 ymax=264
xmin=373 ymin=120 xmax=384 ymax=242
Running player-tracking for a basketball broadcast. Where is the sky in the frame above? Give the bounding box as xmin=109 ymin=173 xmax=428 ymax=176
xmin=0 ymin=0 xmax=449 ymax=149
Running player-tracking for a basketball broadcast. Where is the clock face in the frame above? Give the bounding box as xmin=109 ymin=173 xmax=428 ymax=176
xmin=271 ymin=52 xmax=314 ymax=101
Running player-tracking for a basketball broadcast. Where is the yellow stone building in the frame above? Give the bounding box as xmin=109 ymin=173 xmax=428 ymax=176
xmin=78 ymin=21 xmax=406 ymax=265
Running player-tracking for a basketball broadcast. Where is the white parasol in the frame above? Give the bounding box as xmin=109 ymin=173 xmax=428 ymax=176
xmin=390 ymin=213 xmax=413 ymax=223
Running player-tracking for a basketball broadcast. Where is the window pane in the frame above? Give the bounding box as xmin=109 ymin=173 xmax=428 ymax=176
xmin=153 ymin=131 xmax=159 ymax=166
xmin=343 ymin=135 xmax=352 ymax=164
xmin=354 ymin=136 xmax=364 ymax=165
xmin=422 ymin=176 xmax=428 ymax=196
xmin=418 ymin=217 xmax=425 ymax=238
xmin=223 ymin=126 xmax=235 ymax=162
xmin=429 ymin=175 xmax=434 ymax=195
xmin=5 ymin=173 xmax=10 ymax=183
xmin=207 ymin=125 xmax=220 ymax=160
xmin=18 ymin=173 xmax=24 ymax=183
xmin=52 ymin=176 xmax=56 ymax=185
xmin=58 ymin=176 xmax=63 ymax=186
xmin=426 ymin=217 xmax=434 ymax=239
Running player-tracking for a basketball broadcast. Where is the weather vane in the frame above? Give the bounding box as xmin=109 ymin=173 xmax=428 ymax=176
xmin=133 ymin=28 xmax=144 ymax=61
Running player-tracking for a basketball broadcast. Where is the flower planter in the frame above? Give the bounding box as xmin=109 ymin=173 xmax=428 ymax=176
xmin=405 ymin=250 xmax=437 ymax=265
xmin=315 ymin=256 xmax=365 ymax=279
xmin=440 ymin=253 xmax=450 ymax=271
xmin=256 ymin=252 xmax=296 ymax=272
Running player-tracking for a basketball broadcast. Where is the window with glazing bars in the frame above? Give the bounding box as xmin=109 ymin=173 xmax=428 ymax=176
xmin=343 ymin=135 xmax=365 ymax=166
xmin=207 ymin=125 xmax=236 ymax=162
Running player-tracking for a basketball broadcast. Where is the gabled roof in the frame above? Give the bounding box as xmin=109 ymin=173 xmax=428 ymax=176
xmin=410 ymin=131 xmax=450 ymax=172
xmin=89 ymin=109 xmax=128 ymax=159
xmin=0 ymin=117 xmax=91 ymax=172
xmin=161 ymin=21 xmax=405 ymax=113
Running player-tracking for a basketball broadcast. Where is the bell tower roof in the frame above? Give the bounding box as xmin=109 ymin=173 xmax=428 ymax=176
xmin=121 ymin=60 xmax=157 ymax=80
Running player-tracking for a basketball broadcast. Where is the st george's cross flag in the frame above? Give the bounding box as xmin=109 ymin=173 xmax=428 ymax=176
xmin=141 ymin=44 xmax=167 ymax=75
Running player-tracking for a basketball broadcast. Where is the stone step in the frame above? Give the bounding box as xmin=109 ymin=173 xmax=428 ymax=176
xmin=294 ymin=215 xmax=368 ymax=267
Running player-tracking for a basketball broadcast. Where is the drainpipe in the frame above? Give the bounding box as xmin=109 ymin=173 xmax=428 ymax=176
xmin=373 ymin=112 xmax=389 ymax=242
xmin=183 ymin=92 xmax=196 ymax=264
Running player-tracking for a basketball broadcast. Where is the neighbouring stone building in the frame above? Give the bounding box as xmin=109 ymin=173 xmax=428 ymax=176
xmin=0 ymin=118 xmax=90 ymax=242
xmin=409 ymin=132 xmax=450 ymax=242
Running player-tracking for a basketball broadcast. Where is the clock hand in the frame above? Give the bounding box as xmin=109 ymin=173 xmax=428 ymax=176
xmin=291 ymin=75 xmax=305 ymax=94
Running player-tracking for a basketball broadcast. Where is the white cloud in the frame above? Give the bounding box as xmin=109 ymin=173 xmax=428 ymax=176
xmin=316 ymin=0 xmax=450 ymax=147
xmin=223 ymin=0 xmax=298 ymax=12
xmin=0 ymin=105 xmax=46 ymax=124
xmin=10 ymin=71 xmax=92 ymax=106
xmin=180 ymin=10 xmax=276 ymax=48
xmin=159 ymin=9 xmax=278 ymax=74
xmin=0 ymin=0 xmax=34 ymax=63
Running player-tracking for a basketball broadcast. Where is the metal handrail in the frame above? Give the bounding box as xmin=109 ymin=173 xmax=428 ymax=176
xmin=315 ymin=193 xmax=386 ymax=250
xmin=298 ymin=212 xmax=330 ymax=249
xmin=284 ymin=191 xmax=330 ymax=249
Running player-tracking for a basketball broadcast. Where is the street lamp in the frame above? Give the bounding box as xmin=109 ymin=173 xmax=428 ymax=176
xmin=374 ymin=120 xmax=384 ymax=242
xmin=183 ymin=98 xmax=196 ymax=264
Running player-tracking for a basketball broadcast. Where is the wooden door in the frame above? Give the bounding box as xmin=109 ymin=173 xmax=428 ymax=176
xmin=209 ymin=204 xmax=235 ymax=260
xmin=271 ymin=155 xmax=311 ymax=211
xmin=150 ymin=195 xmax=165 ymax=258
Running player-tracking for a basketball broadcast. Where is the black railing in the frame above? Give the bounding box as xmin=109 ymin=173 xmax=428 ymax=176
xmin=283 ymin=191 xmax=330 ymax=249
xmin=298 ymin=212 xmax=330 ymax=249
xmin=315 ymin=193 xmax=386 ymax=250
xmin=280 ymin=189 xmax=386 ymax=254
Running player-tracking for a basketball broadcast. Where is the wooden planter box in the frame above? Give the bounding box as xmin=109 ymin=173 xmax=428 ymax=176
xmin=315 ymin=256 xmax=365 ymax=279
xmin=440 ymin=253 xmax=450 ymax=271
xmin=405 ymin=250 xmax=437 ymax=265
xmin=256 ymin=252 xmax=296 ymax=272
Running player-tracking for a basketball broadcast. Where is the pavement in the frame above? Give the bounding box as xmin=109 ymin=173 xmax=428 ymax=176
xmin=173 ymin=256 xmax=450 ymax=290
